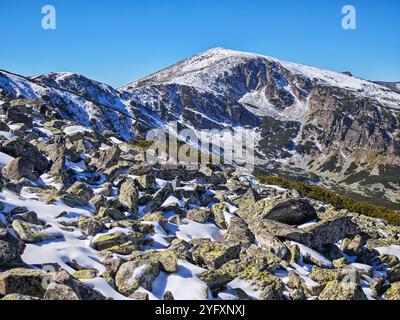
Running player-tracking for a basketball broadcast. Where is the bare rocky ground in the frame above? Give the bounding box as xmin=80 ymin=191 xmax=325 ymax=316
xmin=0 ymin=99 xmax=400 ymax=301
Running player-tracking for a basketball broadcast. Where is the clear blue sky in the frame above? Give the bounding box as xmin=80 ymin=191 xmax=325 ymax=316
xmin=0 ymin=0 xmax=399 ymax=88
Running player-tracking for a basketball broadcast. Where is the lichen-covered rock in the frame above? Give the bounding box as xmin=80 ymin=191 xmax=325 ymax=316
xmin=149 ymin=183 xmax=173 ymax=211
xmin=192 ymin=240 xmax=241 ymax=269
xmin=340 ymin=235 xmax=364 ymax=256
xmin=59 ymin=193 xmax=88 ymax=208
xmin=240 ymin=269 xmax=285 ymax=300
xmin=309 ymin=266 xmax=361 ymax=285
xmin=50 ymin=269 xmax=106 ymax=300
xmin=290 ymin=287 xmax=307 ymax=300
xmin=286 ymin=243 xmax=301 ymax=264
xmin=143 ymin=212 xmax=167 ymax=228
xmin=72 ymin=269 xmax=99 ymax=280
xmin=119 ymin=178 xmax=139 ymax=213
xmin=383 ymin=282 xmax=400 ymax=300
xmin=200 ymin=244 xmax=282 ymax=289
xmin=224 ymin=216 xmax=254 ymax=247
xmin=0 ymin=138 xmax=49 ymax=174
xmin=169 ymin=239 xmax=193 ymax=261
xmin=115 ymin=258 xmax=160 ymax=296
xmin=91 ymin=147 xmax=121 ymax=169
xmin=261 ymin=199 xmax=317 ymax=225
xmin=98 ymin=207 xmax=125 ymax=221
xmin=1 ymin=293 xmax=42 ymax=300
xmin=2 ymin=157 xmax=36 ymax=180
xmin=235 ymin=188 xmax=260 ymax=209
xmin=304 ymin=216 xmax=360 ymax=248
xmin=186 ymin=208 xmax=212 ymax=224
xmin=130 ymin=291 xmax=149 ymax=300
xmin=252 ymin=231 xmax=288 ymax=259
xmin=0 ymin=268 xmax=47 ymax=297
xmin=211 ymin=203 xmax=228 ymax=229
xmin=44 ymin=283 xmax=80 ymax=300
xmin=12 ymin=220 xmax=62 ymax=243
xmin=134 ymin=173 xmax=156 ymax=190
xmin=90 ymin=231 xmax=143 ymax=254
xmin=66 ymin=182 xmax=94 ymax=202
xmin=333 ymin=257 xmax=348 ymax=268
xmin=318 ymin=280 xmax=367 ymax=300
xmin=249 ymin=219 xmax=312 ymax=246
xmin=77 ymin=217 xmax=107 ymax=236
xmin=0 ymin=228 xmax=26 ymax=268
xmin=387 ymin=264 xmax=400 ymax=283
xmin=156 ymin=250 xmax=178 ymax=273
xmin=370 ymin=276 xmax=387 ymax=297
xmin=378 ymin=255 xmax=399 ymax=269
xmin=198 ymin=269 xmax=236 ymax=289
xmin=14 ymin=211 xmax=44 ymax=226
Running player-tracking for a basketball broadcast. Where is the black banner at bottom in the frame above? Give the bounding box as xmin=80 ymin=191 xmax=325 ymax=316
xmin=0 ymin=300 xmax=395 ymax=319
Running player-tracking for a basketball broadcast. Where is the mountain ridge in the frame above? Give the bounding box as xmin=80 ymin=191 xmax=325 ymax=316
xmin=1 ymin=48 xmax=399 ymax=209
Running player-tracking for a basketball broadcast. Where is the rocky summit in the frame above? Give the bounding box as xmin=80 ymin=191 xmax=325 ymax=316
xmin=0 ymin=48 xmax=399 ymax=301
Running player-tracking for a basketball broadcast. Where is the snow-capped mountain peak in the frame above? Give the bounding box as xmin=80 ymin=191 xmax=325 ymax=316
xmin=122 ymin=47 xmax=400 ymax=111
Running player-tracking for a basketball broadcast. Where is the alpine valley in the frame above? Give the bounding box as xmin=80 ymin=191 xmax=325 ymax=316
xmin=0 ymin=48 xmax=399 ymax=301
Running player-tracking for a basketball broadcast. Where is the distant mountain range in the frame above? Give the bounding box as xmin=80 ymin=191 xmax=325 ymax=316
xmin=1 ymin=47 xmax=399 ymax=209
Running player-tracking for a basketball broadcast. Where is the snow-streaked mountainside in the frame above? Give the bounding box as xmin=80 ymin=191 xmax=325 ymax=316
xmin=374 ymin=81 xmax=400 ymax=94
xmin=124 ymin=48 xmax=400 ymax=112
xmin=0 ymin=70 xmax=134 ymax=140
xmin=1 ymin=48 xmax=400 ymax=301
xmin=1 ymin=47 xmax=400 ymax=208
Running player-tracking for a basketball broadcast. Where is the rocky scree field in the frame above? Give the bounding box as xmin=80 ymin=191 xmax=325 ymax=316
xmin=0 ymin=109 xmax=398 ymax=300
xmin=0 ymin=48 xmax=399 ymax=300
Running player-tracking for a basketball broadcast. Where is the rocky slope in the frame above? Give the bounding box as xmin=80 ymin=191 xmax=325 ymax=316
xmin=2 ymin=48 xmax=399 ymax=209
xmin=0 ymin=110 xmax=399 ymax=300
xmin=374 ymin=81 xmax=400 ymax=94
